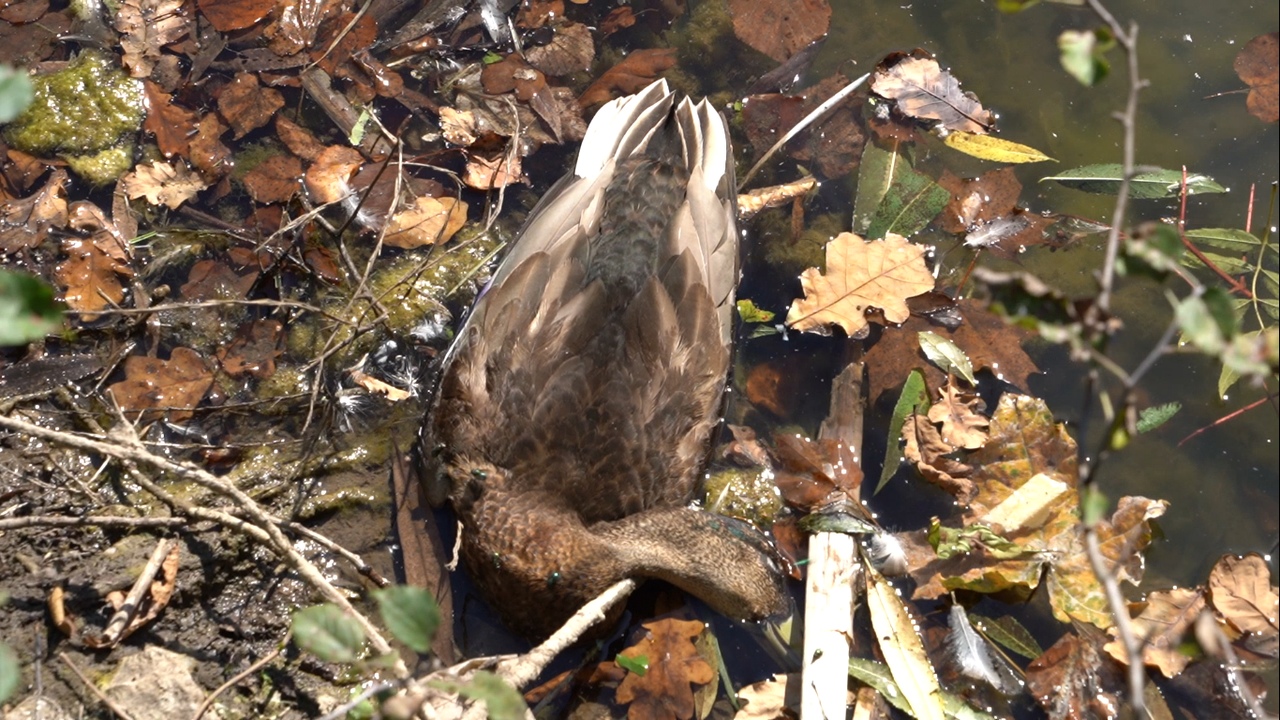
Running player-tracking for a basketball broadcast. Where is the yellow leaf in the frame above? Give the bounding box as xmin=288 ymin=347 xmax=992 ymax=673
xmin=943 ymin=131 xmax=1055 ymax=164
xmin=384 ymin=196 xmax=469 ymax=249
xmin=865 ymin=564 xmax=945 ymax=720
xmin=786 ymin=232 xmax=934 ymax=337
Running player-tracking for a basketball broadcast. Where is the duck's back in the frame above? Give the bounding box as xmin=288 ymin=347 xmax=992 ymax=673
xmin=430 ymin=81 xmax=739 ymax=521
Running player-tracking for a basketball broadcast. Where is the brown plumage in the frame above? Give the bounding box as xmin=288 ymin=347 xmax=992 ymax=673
xmin=420 ymin=80 xmax=789 ymax=639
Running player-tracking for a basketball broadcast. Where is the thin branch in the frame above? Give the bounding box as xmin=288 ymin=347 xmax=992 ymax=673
xmin=740 ymin=73 xmax=870 ymax=188
xmin=191 ymin=643 xmax=285 ymax=720
xmin=59 ymin=652 xmax=138 ymax=720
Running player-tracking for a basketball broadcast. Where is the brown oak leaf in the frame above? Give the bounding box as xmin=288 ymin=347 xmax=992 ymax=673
xmin=1208 ymin=553 xmax=1279 ymax=639
xmin=616 ymin=617 xmax=715 ymax=720
xmin=1104 ymin=586 xmax=1205 ymax=677
xmin=120 ymin=161 xmax=207 ymax=209
xmin=384 ymin=196 xmax=468 ymax=249
xmin=218 ymin=72 xmax=285 ymax=138
xmin=0 ymin=168 xmax=68 ymax=253
xmin=116 ymin=0 xmax=190 ymax=78
xmin=55 ymin=236 xmax=133 ymax=315
xmin=786 ymin=232 xmax=934 ymax=337
xmin=1234 ymin=32 xmax=1278 ymax=123
xmin=106 ymin=347 xmax=214 ymax=422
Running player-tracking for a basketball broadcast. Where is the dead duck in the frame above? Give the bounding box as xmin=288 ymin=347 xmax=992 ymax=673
xmin=420 ymin=80 xmax=790 ymax=639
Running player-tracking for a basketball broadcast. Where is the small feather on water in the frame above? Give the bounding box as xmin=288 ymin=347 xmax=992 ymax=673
xmin=945 ymin=603 xmax=1024 ymax=695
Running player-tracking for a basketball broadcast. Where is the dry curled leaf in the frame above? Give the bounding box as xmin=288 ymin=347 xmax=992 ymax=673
xmin=1104 ymin=587 xmax=1205 ymax=677
xmin=735 ymin=674 xmax=799 ymax=719
xmin=927 ymin=380 xmax=989 ymax=450
xmin=384 ymin=196 xmax=468 ymax=248
xmin=0 ymin=168 xmax=68 ymax=253
xmin=106 ymin=347 xmax=214 ymax=422
xmin=120 ymin=160 xmax=207 ymax=209
xmin=871 ymin=53 xmax=993 ymax=134
xmin=116 ymin=0 xmax=190 ymax=78
xmin=786 ymin=232 xmax=935 ymax=337
xmin=903 ymin=413 xmax=975 ymax=502
xmin=1208 ymin=553 xmax=1279 ymax=638
xmin=616 ymin=617 xmax=715 ymax=720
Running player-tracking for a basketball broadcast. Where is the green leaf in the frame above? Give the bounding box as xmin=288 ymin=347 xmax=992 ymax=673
xmin=431 ymin=672 xmax=527 ymax=720
xmin=616 ymin=653 xmax=649 ymax=675
xmin=943 ymin=131 xmax=1054 ymax=163
xmin=291 ymin=604 xmax=365 ymax=663
xmin=1081 ymin=485 xmax=1109 ymax=526
xmin=373 ymin=585 xmax=440 ymax=655
xmin=482 ymin=51 xmax=504 ymax=65
xmin=853 ymin=139 xmax=903 ymax=235
xmin=847 ymin=658 xmax=996 ymax=720
xmin=1121 ymin=223 xmax=1183 ymax=277
xmin=918 ymin=331 xmax=976 ymax=385
xmin=1058 ymin=28 xmax=1113 ymax=86
xmin=967 ymin=614 xmax=1044 ymax=660
xmin=1184 ymin=228 xmax=1263 ymax=254
xmin=0 ymin=270 xmax=64 ymax=346
xmin=1136 ymin=402 xmax=1181 ymax=433
xmin=1182 ymin=251 xmax=1253 ymax=275
xmin=1043 ymin=164 xmax=1226 ymax=199
xmin=0 ymin=65 xmax=33 ymax=123
xmin=0 ymin=642 xmax=18 ymax=705
xmin=929 ymin=520 xmax=1026 ymax=560
xmin=867 ymin=162 xmax=950 ymax=239
xmin=878 ymin=370 xmax=929 ymax=494
xmin=736 ymin=298 xmax=775 ymax=323
xmin=1175 ymin=288 xmax=1237 ymax=355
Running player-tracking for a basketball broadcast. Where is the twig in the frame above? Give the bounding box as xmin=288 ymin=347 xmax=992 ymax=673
xmin=1177 ymin=393 xmax=1278 ymax=447
xmin=97 ymin=538 xmax=176 ymax=646
xmin=58 ymin=652 xmax=138 ymax=720
xmin=740 ymin=73 xmax=870 ymax=188
xmin=190 ymin=643 xmax=284 ymax=720
xmin=494 ymin=579 xmax=636 ymax=691
xmin=1082 ymin=529 xmax=1145 ymax=714
xmin=0 ymin=515 xmax=188 ymax=530
xmin=0 ymin=413 xmax=406 ymax=677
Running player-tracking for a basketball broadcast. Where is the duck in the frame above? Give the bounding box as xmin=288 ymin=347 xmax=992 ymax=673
xmin=419 ymin=80 xmax=791 ymax=639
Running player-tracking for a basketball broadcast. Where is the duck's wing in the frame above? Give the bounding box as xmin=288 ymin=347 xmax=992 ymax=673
xmin=426 ymin=80 xmax=739 ymax=520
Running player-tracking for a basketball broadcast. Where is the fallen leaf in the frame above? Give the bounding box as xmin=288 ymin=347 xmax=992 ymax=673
xmin=525 ymin=22 xmax=594 ymax=76
xmin=304 ymin=145 xmax=364 ymax=204
xmin=918 ymin=331 xmax=976 ymax=385
xmin=348 ymin=369 xmax=411 ymax=401
xmin=1025 ymin=626 xmax=1126 ymax=720
xmin=926 ymin=380 xmax=988 ymax=450
xmin=480 ymin=54 xmax=548 ymax=102
xmin=772 ymin=432 xmax=862 ymax=510
xmin=742 ymin=75 xmax=866 ymax=180
xmin=438 ymin=107 xmax=479 ymax=147
xmin=786 ymin=232 xmax=935 ymax=337
xmin=116 ymin=0 xmax=190 ymax=78
xmin=197 ymin=0 xmax=272 ymax=32
xmin=943 ymin=131 xmax=1053 ymax=163
xmin=852 ymin=140 xmax=948 ymax=239
xmin=179 ymin=259 xmax=258 ymax=301
xmin=462 ymin=151 xmax=524 ymax=190
xmin=384 ymin=196 xmax=468 ymax=248
xmin=936 ymin=167 xmax=1022 ymax=234
xmin=55 ymin=236 xmax=133 ymax=314
xmin=727 ymin=0 xmax=830 ymax=63
xmin=106 ymin=347 xmax=214 ymax=422
xmin=1208 ymin=553 xmax=1279 ymax=638
xmin=216 ymin=319 xmax=283 ymax=379
xmin=871 ymin=53 xmax=994 ymax=134
xmin=1043 ymin=164 xmax=1225 ymax=199
xmin=903 ymin=413 xmax=976 ymax=502
xmin=218 ymin=72 xmax=285 ymax=138
xmin=615 ymin=617 xmax=715 ymax=720
xmin=0 ymin=168 xmax=68 ymax=253
xmin=188 ymin=114 xmax=232 ymax=180
xmin=242 ymin=154 xmax=303 ymax=204
xmin=866 ymin=565 xmax=945 ymax=720
xmin=120 ymin=161 xmax=207 ymax=209
xmin=275 ymin=115 xmax=326 ymax=161
xmin=600 ymin=6 xmax=637 ymax=36
xmin=142 ymin=81 xmax=199 ymax=158
xmin=1233 ymin=32 xmax=1278 ymax=123
xmin=734 ymin=673 xmax=798 ymax=719
xmin=578 ymin=48 xmax=677 ymax=108
xmin=862 ymin=298 xmax=1040 ymax=404
xmin=1104 ymin=587 xmax=1205 ymax=677
xmin=737 ymin=176 xmax=818 ymax=218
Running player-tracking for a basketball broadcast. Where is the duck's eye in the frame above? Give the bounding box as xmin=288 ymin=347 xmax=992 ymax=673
xmin=546 ymin=571 xmax=560 ymax=587
xmin=471 ymin=468 xmax=488 ymax=481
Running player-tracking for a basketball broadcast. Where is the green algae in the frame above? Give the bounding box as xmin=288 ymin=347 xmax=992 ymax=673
xmin=3 ymin=52 xmax=144 ymax=183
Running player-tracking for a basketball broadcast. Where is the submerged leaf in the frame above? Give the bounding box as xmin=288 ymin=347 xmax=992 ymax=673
xmin=871 ymin=54 xmax=994 ymax=133
xmin=1043 ymin=164 xmax=1226 ymax=199
xmin=1234 ymin=32 xmax=1279 ymax=123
